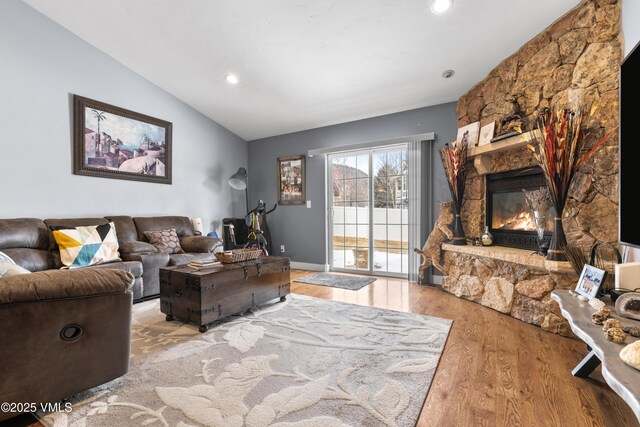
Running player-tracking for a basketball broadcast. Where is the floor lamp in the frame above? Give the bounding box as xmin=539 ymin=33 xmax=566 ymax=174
xmin=228 ymin=167 xmax=249 ymax=213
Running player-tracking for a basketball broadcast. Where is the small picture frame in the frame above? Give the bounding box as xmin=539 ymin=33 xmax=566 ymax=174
xmin=575 ymin=264 xmax=607 ymax=299
xmin=478 ymin=122 xmax=496 ymax=147
xmin=456 ymin=121 xmax=480 ymax=147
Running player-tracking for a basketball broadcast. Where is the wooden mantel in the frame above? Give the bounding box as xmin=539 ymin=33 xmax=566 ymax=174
xmin=467 ymin=130 xmax=540 ymax=175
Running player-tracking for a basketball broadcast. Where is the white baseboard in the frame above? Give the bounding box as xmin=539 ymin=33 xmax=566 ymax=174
xmin=430 ymin=275 xmax=444 ymax=285
xmin=290 ymin=262 xmax=329 ymax=272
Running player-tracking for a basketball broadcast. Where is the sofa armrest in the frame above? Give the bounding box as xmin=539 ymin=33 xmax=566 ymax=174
xmin=0 ymin=269 xmax=133 ymax=304
xmin=180 ymin=236 xmax=222 ymax=253
xmin=119 ymin=241 xmax=158 ymax=254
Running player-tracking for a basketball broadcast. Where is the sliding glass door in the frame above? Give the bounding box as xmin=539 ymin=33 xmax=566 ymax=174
xmin=328 ymin=144 xmax=409 ymax=277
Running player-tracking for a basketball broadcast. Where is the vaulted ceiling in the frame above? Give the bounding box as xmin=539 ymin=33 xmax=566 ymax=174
xmin=24 ymin=0 xmax=580 ymax=140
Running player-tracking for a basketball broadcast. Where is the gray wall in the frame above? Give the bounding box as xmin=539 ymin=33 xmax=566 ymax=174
xmin=248 ymin=103 xmax=457 ymax=266
xmin=0 ymin=0 xmax=247 ymax=234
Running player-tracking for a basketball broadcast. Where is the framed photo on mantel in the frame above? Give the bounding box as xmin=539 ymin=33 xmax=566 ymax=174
xmin=73 ymin=95 xmax=172 ymax=184
xmin=277 ymin=155 xmax=306 ymax=205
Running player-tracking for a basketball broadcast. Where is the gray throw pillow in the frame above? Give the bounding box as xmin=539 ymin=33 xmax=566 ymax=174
xmin=0 ymin=262 xmax=31 ymax=278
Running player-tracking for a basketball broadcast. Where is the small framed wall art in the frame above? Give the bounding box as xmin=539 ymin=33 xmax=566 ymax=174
xmin=73 ymin=95 xmax=172 ymax=184
xmin=456 ymin=121 xmax=480 ymax=147
xmin=575 ymin=264 xmax=607 ymax=299
xmin=478 ymin=122 xmax=496 ymax=147
xmin=277 ymin=155 xmax=306 ymax=205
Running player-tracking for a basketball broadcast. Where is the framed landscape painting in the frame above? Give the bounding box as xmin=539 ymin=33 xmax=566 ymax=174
xmin=277 ymin=155 xmax=305 ymax=205
xmin=73 ymin=95 xmax=172 ymax=184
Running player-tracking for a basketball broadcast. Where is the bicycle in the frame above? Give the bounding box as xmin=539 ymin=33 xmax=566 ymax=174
xmin=244 ymin=200 xmax=277 ymax=255
xmin=223 ymin=200 xmax=276 ymax=255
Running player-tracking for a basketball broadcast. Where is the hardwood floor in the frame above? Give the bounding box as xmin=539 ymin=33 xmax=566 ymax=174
xmin=291 ymin=269 xmax=640 ymax=427
xmin=4 ymin=269 xmax=638 ymax=427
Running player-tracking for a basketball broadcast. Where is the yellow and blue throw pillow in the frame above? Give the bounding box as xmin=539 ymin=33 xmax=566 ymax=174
xmin=52 ymin=222 xmax=121 ymax=269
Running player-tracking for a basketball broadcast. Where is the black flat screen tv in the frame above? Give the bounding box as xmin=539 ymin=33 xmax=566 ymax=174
xmin=619 ymin=40 xmax=640 ymax=248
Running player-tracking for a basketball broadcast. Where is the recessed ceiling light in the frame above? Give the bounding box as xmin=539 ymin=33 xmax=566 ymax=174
xmin=442 ymin=69 xmax=455 ymax=79
xmin=431 ymin=0 xmax=453 ymax=15
xmin=225 ymin=74 xmax=239 ymax=85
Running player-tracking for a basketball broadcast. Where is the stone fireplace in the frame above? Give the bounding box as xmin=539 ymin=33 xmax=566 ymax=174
xmin=436 ymin=0 xmax=621 ymax=336
xmin=486 ymin=166 xmax=553 ymax=250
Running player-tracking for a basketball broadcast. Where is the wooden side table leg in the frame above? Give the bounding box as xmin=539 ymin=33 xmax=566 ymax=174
xmin=572 ymin=349 xmax=601 ymax=378
xmin=166 ymin=315 xmax=174 ymax=321
xmin=199 ymin=324 xmax=209 ymax=333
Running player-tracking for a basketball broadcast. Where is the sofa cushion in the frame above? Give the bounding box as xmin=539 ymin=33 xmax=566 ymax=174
xmin=85 ymin=260 xmax=143 ymax=279
xmin=1 ymin=248 xmax=55 ymax=272
xmin=0 ymin=218 xmax=49 ymax=251
xmin=44 ymin=218 xmax=109 ymax=251
xmin=120 ymin=241 xmax=158 ymax=254
xmin=0 ymin=269 xmax=133 ymax=304
xmin=104 ymin=216 xmax=139 ymax=244
xmin=52 ymin=222 xmax=121 ymax=269
xmin=144 ymin=229 xmax=184 ymax=254
xmin=133 ymin=216 xmax=194 ymax=241
xmin=0 ymin=262 xmax=31 ymax=278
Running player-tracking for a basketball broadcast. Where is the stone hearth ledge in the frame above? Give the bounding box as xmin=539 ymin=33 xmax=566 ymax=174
xmin=442 ymin=243 xmax=575 ymax=274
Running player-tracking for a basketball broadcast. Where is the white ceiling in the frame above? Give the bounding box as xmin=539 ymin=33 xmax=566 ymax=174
xmin=23 ymin=0 xmax=580 ymax=141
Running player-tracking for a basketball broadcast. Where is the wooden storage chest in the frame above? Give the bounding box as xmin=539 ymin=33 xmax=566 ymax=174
xmin=159 ymin=256 xmax=290 ymax=332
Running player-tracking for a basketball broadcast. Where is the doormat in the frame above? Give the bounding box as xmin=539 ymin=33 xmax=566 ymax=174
xmin=294 ymin=273 xmax=376 ymax=290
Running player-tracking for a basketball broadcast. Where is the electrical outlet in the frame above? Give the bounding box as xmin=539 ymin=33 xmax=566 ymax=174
xmin=280 ymin=245 xmax=285 ymax=253
xmin=306 ymin=200 xmax=311 ymax=208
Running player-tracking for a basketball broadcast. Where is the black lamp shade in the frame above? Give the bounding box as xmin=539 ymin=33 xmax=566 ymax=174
xmin=228 ymin=167 xmax=247 ymax=190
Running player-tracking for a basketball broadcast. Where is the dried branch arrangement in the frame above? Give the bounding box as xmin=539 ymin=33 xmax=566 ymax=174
xmin=528 ymin=107 xmax=610 ymax=214
xmin=528 ymin=106 xmax=610 ymax=260
xmin=440 ymin=140 xmax=469 ymax=212
xmin=440 ymin=139 xmax=469 ymax=244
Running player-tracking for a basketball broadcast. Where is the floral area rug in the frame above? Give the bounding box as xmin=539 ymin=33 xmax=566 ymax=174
xmin=39 ymin=295 xmax=452 ymax=427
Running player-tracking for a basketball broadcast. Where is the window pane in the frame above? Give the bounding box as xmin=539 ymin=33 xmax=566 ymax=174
xmin=332 ymin=179 xmax=345 ymax=202
xmin=373 ymin=152 xmax=387 ymax=177
xmin=373 ymin=248 xmax=387 ymax=272
xmin=344 ymin=224 xmax=357 ymax=246
xmin=332 ymin=158 xmax=346 ymax=181
xmin=344 ymin=247 xmax=357 ymax=268
xmin=343 ymin=179 xmax=357 ymax=203
xmin=401 ymin=225 xmax=409 ymax=247
xmin=332 ymin=202 xmax=345 ymax=224
xmin=354 ymin=247 xmax=369 ymax=270
xmin=387 ymin=225 xmax=402 ymax=253
xmin=333 ymin=248 xmax=345 ymax=269
xmin=332 ymin=224 xmax=345 ymax=248
xmin=388 ymin=249 xmax=403 ymax=273
xmin=373 ymin=206 xmax=386 ymax=224
xmin=356 ymin=178 xmax=369 ymax=202
xmin=387 ymin=151 xmax=402 ymax=176
xmin=356 ymin=225 xmax=369 ymax=248
xmin=373 ymin=225 xmax=387 ymax=247
xmin=357 ymin=154 xmax=369 ymax=176
xmin=357 ymin=203 xmax=370 ymax=223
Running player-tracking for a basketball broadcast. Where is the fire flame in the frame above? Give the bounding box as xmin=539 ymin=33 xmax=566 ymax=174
xmin=497 ymin=210 xmax=536 ymax=231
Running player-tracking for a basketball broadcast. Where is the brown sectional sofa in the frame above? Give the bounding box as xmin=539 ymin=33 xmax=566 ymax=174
xmin=0 ymin=215 xmax=221 ymax=301
xmin=0 ymin=268 xmax=134 ymax=421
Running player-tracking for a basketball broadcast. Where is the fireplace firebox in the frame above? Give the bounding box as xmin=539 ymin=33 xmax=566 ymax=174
xmin=486 ymin=167 xmax=554 ymax=250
